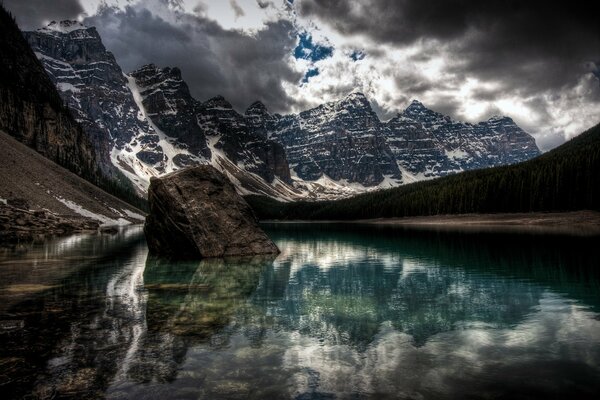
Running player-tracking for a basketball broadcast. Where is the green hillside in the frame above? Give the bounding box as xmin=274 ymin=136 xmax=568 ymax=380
xmin=247 ymin=122 xmax=600 ymax=220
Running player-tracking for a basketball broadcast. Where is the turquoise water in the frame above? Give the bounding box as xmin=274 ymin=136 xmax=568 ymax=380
xmin=1 ymin=224 xmax=600 ymax=399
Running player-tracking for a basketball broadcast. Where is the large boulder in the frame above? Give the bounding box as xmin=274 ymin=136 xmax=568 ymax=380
xmin=144 ymin=165 xmax=279 ymax=258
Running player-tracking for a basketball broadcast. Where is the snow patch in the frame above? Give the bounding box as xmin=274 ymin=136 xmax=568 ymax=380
xmin=110 ymin=74 xmax=208 ymax=194
xmin=122 ymin=209 xmax=146 ymax=221
xmin=57 ymin=82 xmax=80 ymax=93
xmin=445 ymin=149 xmax=469 ymax=160
xmin=55 ymin=196 xmax=131 ymax=227
xmin=41 ymin=20 xmax=86 ymax=34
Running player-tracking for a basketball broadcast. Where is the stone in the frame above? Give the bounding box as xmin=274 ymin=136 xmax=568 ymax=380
xmin=7 ymin=198 xmax=30 ymax=210
xmin=144 ymin=166 xmax=280 ymax=258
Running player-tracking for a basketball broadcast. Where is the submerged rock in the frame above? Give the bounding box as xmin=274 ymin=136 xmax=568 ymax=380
xmin=144 ymin=166 xmax=280 ymax=258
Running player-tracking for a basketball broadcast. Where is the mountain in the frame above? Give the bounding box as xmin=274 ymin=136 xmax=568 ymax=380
xmin=0 ymin=14 xmax=99 ymax=183
xmin=246 ymin=121 xmax=600 ymax=220
xmin=266 ymin=92 xmax=402 ymax=186
xmin=388 ymin=100 xmax=540 ymax=179
xmin=0 ymin=6 xmax=144 ymax=227
xmin=25 ymin=23 xmax=295 ymax=198
xmin=261 ymin=95 xmax=540 ymax=186
xmin=25 ymin=20 xmax=541 ymax=200
xmin=23 ymin=20 xmax=155 ymax=180
xmin=0 ymin=7 xmax=144 ymax=209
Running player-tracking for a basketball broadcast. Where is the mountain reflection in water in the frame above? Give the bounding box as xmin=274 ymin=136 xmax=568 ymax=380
xmin=0 ymin=224 xmax=599 ymax=399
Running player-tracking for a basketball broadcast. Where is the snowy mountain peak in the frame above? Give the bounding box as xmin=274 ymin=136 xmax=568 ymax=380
xmin=402 ymin=100 xmax=442 ymax=122
xmin=405 ymin=99 xmax=428 ymax=111
xmin=245 ymin=100 xmax=269 ymax=116
xmin=345 ymin=91 xmax=368 ymax=100
xmin=134 ymin=63 xmax=159 ymax=73
xmin=203 ymin=95 xmax=233 ymax=110
xmin=488 ymin=115 xmax=514 ymax=124
xmin=340 ymin=91 xmax=371 ymax=108
xmin=41 ymin=20 xmax=87 ymax=34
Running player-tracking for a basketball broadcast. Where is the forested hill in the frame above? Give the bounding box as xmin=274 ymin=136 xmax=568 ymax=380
xmin=246 ymin=121 xmax=600 ymax=220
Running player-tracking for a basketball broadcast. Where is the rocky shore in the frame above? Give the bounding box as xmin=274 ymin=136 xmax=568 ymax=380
xmin=0 ymin=200 xmax=99 ymax=244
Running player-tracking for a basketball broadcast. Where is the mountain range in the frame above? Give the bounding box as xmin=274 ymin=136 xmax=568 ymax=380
xmin=24 ymin=20 xmax=541 ymax=200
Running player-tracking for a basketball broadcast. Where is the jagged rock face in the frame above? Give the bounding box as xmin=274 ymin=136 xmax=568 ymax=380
xmin=0 ymin=11 xmax=100 ymax=183
xmin=385 ymin=112 xmax=459 ymax=177
xmin=129 ymin=65 xmax=292 ymax=184
xmin=129 ymin=64 xmax=211 ymax=161
xmin=195 ymin=96 xmax=292 ymax=183
xmin=268 ymin=93 xmax=402 ymax=186
xmin=385 ymin=100 xmax=541 ymax=178
xmin=144 ymin=166 xmax=280 ymax=258
xmin=24 ymin=21 xmax=157 ymax=177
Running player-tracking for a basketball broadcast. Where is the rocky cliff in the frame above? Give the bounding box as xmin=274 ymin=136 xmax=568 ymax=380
xmin=261 ymin=95 xmax=541 ymax=186
xmin=387 ymin=100 xmax=541 ymax=179
xmin=24 ymin=21 xmax=159 ymax=182
xmin=0 ymin=11 xmax=99 ymax=184
xmin=267 ymin=92 xmax=401 ymax=186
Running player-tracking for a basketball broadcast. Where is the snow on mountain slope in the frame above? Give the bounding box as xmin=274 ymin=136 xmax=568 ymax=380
xmin=0 ymin=130 xmax=144 ymax=226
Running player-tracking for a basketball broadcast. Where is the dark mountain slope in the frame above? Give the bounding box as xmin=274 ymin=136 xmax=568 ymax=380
xmin=0 ymin=7 xmax=98 ymax=180
xmin=0 ymin=5 xmax=145 ymax=210
xmin=247 ymin=121 xmax=600 ymax=220
xmin=0 ymin=130 xmax=144 ymax=226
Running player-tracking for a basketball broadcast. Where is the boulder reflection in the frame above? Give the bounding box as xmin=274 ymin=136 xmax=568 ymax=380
xmin=118 ymin=256 xmax=273 ymax=384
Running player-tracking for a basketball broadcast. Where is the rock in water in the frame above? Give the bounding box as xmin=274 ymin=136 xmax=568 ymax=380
xmin=144 ymin=166 xmax=279 ymax=258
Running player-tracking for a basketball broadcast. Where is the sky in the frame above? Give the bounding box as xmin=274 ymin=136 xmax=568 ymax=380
xmin=4 ymin=0 xmax=600 ymax=151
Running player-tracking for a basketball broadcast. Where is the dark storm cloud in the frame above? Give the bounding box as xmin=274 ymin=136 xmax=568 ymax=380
xmin=2 ymin=0 xmax=84 ymax=30
xmin=85 ymin=4 xmax=302 ymax=113
xmin=299 ymin=0 xmax=600 ymax=105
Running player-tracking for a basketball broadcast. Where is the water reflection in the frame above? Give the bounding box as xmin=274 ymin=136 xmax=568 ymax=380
xmin=0 ymin=224 xmax=599 ymax=399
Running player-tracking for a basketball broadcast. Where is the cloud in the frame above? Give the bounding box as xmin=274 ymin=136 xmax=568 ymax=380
xmin=84 ymin=1 xmax=302 ymax=113
xmin=294 ymin=0 xmax=600 ymax=149
xmin=2 ymin=0 xmax=85 ymax=30
xmin=296 ymin=1 xmax=600 ymax=94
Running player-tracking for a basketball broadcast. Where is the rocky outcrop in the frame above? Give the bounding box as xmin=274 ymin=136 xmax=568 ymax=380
xmin=264 ymin=94 xmax=541 ymax=185
xmin=144 ymin=166 xmax=280 ymax=258
xmin=385 ymin=100 xmax=541 ymax=178
xmin=0 ymin=202 xmax=99 ymax=244
xmin=267 ymin=92 xmax=401 ymax=185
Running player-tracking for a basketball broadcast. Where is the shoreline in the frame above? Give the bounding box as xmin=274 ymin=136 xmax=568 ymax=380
xmin=261 ymin=210 xmax=600 ymax=236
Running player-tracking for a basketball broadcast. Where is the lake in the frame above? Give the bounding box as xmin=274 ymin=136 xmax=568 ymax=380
xmin=1 ymin=223 xmax=599 ymax=399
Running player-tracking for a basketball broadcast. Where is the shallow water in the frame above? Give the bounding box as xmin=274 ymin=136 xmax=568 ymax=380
xmin=1 ymin=224 xmax=600 ymax=399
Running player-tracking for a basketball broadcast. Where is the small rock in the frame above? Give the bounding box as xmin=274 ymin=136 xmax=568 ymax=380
xmin=7 ymin=198 xmax=29 ymax=210
xmin=100 ymin=226 xmax=118 ymax=234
